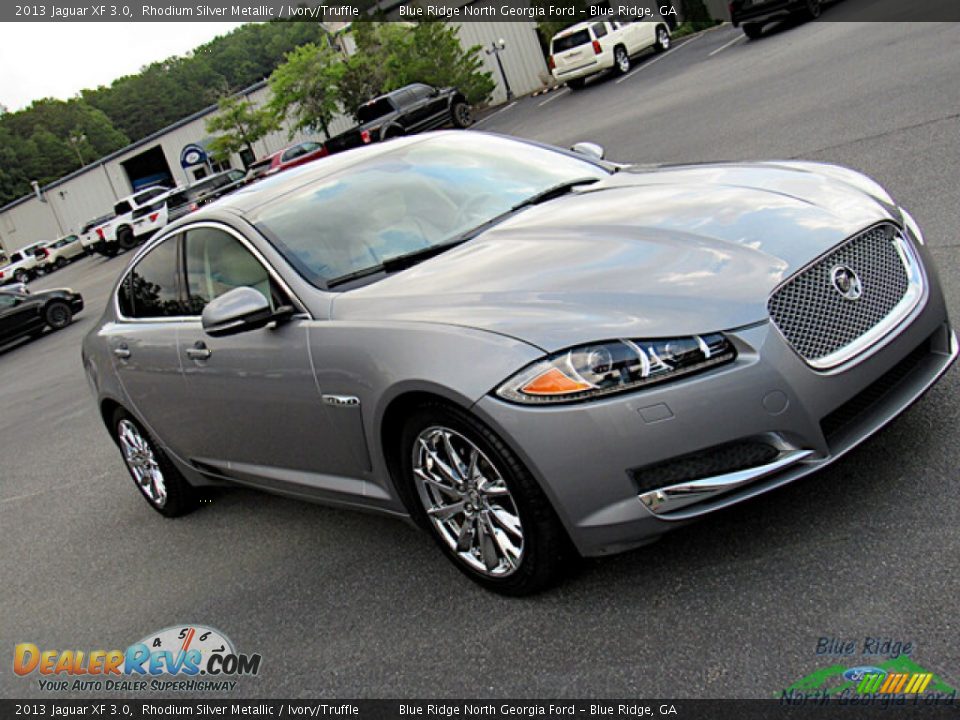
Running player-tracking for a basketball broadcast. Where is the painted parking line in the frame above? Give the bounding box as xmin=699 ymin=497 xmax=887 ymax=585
xmin=615 ymin=33 xmax=704 ymax=84
xmin=709 ymin=34 xmax=746 ymax=56
xmin=538 ymin=88 xmax=570 ymax=107
xmin=474 ymin=101 xmax=517 ymax=127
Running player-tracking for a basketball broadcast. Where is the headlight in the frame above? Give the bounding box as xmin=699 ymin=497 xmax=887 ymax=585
xmin=495 ymin=333 xmax=736 ymax=404
xmin=901 ymin=207 xmax=925 ymax=245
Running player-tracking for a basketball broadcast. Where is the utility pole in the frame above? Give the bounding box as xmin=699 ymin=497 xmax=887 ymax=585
xmin=486 ymin=39 xmax=514 ymax=102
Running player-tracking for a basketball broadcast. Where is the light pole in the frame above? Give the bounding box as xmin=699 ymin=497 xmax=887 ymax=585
xmin=69 ymin=133 xmax=86 ymax=165
xmin=486 ymin=39 xmax=513 ymax=102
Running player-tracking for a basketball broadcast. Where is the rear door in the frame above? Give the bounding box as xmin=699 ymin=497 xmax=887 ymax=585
xmin=0 ymin=292 xmax=38 ymax=339
xmin=105 ymin=235 xmax=189 ymax=446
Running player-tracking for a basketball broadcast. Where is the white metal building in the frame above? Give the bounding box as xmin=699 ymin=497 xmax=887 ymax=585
xmin=0 ymin=20 xmax=549 ymax=256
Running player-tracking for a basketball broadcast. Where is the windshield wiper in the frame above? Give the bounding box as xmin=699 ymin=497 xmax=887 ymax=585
xmin=326 ymin=239 xmax=469 ymax=288
xmin=510 ymin=176 xmax=601 ymax=212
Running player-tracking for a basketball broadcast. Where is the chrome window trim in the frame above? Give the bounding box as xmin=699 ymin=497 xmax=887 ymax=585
xmin=768 ymin=221 xmax=925 ymax=372
xmin=114 ymin=220 xmax=311 ymax=324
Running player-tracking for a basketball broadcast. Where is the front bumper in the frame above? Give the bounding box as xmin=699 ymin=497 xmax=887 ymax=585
xmin=472 ymin=244 xmax=955 ymax=557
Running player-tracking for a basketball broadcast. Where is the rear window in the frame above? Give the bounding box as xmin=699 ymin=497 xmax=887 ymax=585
xmin=552 ymin=29 xmax=591 ymax=53
xmin=357 ymin=98 xmax=396 ymax=124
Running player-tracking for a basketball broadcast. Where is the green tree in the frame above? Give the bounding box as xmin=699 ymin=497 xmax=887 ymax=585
xmin=268 ymin=42 xmax=344 ymax=138
xmin=205 ymin=95 xmax=279 ymax=166
xmin=680 ymin=0 xmax=716 ymax=30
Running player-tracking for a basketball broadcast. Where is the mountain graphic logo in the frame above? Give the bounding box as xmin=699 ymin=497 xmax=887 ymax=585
xmin=782 ymin=655 xmax=956 ymax=697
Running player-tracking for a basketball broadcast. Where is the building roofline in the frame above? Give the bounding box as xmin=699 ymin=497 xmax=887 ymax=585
xmin=0 ymin=79 xmax=269 ymax=215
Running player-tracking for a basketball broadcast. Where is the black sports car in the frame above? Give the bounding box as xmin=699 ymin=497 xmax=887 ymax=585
xmin=0 ymin=284 xmax=83 ymax=345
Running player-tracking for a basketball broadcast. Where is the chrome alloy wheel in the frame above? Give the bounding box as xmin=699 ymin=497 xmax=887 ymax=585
xmin=412 ymin=426 xmax=524 ymax=577
xmin=455 ymin=103 xmax=472 ymax=127
xmin=615 ymin=47 xmax=630 ymax=73
xmin=118 ymin=419 xmax=167 ymax=507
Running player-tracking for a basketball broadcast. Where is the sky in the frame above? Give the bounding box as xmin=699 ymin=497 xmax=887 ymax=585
xmin=0 ymin=22 xmax=250 ymax=111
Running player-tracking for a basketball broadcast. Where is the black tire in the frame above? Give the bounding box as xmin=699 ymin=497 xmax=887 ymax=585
xmin=117 ymin=227 xmax=137 ymax=251
xmin=383 ymin=126 xmax=404 ymax=140
xmin=567 ymin=78 xmax=586 ymax=90
xmin=44 ymin=301 xmax=72 ymax=330
xmin=55 ymin=256 xmax=67 ymax=269
xmin=802 ymin=0 xmax=822 ymax=19
xmin=450 ymin=101 xmax=473 ymax=129
xmin=112 ymin=408 xmax=198 ymax=518
xmin=613 ymin=45 xmax=631 ymax=75
xmin=98 ymin=244 xmax=118 ymax=258
xmin=13 ymin=269 xmax=29 ymax=283
xmin=743 ymin=23 xmax=764 ymax=39
xmin=399 ymin=402 xmax=573 ymax=595
xmin=654 ymin=25 xmax=671 ymax=52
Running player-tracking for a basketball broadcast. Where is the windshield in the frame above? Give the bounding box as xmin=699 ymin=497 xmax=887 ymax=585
xmin=357 ymin=98 xmax=396 ymax=124
xmin=253 ymin=134 xmax=609 ymax=288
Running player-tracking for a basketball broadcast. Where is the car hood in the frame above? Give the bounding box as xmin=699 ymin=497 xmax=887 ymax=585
xmin=331 ymin=161 xmax=902 ymax=351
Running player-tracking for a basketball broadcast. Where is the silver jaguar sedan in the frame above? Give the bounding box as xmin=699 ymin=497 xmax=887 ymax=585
xmin=82 ymin=131 xmax=956 ymax=594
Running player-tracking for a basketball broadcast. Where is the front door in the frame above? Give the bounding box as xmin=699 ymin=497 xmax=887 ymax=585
xmin=174 ymin=225 xmax=364 ymax=499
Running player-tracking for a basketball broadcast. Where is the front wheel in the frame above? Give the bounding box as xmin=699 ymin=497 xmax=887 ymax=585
xmin=400 ymin=403 xmax=572 ymax=595
xmin=45 ymin=301 xmax=72 ymax=330
xmin=113 ymin=409 xmax=197 ymax=517
xmin=450 ymin=101 xmax=473 ymax=129
xmin=55 ymin=256 xmax=67 ymax=269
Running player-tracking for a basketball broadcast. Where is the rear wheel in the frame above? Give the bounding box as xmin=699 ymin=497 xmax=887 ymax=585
xmin=614 ymin=45 xmax=631 ymax=75
xmin=400 ymin=402 xmax=572 ymax=595
xmin=113 ymin=409 xmax=197 ymax=518
xmin=803 ymin=0 xmax=822 ymax=19
xmin=743 ymin=23 xmax=764 ymax=39
xmin=655 ymin=25 xmax=671 ymax=52
xmin=13 ymin=269 xmax=29 ymax=283
xmin=117 ymin=227 xmax=137 ymax=251
xmin=44 ymin=301 xmax=72 ymax=330
xmin=567 ymin=77 xmax=586 ymax=90
xmin=55 ymin=256 xmax=67 ymax=269
xmin=450 ymin=101 xmax=473 ymax=129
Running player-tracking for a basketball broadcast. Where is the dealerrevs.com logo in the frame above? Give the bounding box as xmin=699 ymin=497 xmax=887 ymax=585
xmin=14 ymin=624 xmax=261 ymax=693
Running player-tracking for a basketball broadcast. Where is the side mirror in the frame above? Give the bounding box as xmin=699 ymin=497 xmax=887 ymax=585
xmin=571 ymin=142 xmax=605 ymax=160
xmin=201 ymin=286 xmax=293 ymax=337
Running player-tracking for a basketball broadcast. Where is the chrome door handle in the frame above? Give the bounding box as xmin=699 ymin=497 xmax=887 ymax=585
xmin=113 ymin=345 xmax=131 ymax=359
xmin=185 ymin=342 xmax=212 ymax=360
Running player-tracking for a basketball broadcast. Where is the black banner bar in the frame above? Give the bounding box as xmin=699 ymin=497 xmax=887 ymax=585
xmin=4 ymin=0 xmax=960 ymax=23
xmin=2 ymin=699 xmax=960 ymax=719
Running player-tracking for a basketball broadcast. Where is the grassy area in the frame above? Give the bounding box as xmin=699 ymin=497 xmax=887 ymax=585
xmin=672 ymin=19 xmax=724 ymax=39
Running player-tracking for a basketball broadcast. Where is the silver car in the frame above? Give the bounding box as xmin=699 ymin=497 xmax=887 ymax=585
xmin=82 ymin=132 xmax=957 ymax=594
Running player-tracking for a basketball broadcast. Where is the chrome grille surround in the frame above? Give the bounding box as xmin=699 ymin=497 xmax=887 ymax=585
xmin=768 ymin=223 xmax=924 ymax=370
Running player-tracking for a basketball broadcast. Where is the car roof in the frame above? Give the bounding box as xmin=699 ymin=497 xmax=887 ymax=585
xmin=553 ymin=18 xmax=609 ymax=37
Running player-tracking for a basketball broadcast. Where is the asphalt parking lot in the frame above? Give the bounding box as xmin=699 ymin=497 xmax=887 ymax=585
xmin=2 ymin=19 xmax=959 ymax=699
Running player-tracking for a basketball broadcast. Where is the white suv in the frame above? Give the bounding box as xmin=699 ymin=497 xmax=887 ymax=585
xmin=549 ymin=17 xmax=671 ymax=89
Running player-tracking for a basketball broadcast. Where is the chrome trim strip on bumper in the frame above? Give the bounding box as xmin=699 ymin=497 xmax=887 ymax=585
xmin=808 ymin=233 xmax=925 ymax=370
xmin=639 ymin=449 xmax=815 ymax=515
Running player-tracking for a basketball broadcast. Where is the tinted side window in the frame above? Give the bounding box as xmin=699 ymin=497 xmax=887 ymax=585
xmin=114 ymin=200 xmax=132 ymax=215
xmin=593 ymin=23 xmax=608 ymax=38
xmin=183 ymin=228 xmax=273 ymax=315
xmin=282 ymin=145 xmax=307 ymax=162
xmin=122 ymin=238 xmax=182 ymax=318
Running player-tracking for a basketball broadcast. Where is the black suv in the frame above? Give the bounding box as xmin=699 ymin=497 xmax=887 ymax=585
xmin=730 ymin=0 xmax=823 ymax=39
xmin=324 ymin=83 xmax=473 ymax=156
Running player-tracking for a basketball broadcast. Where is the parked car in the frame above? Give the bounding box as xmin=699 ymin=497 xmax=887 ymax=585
xmin=131 ymin=169 xmax=248 ymax=242
xmin=0 ymin=283 xmax=83 ymax=344
xmin=83 ymin=131 xmax=955 ymax=595
xmin=322 ymin=83 xmax=473 ymax=156
xmin=730 ymin=0 xmax=824 ymax=38
xmin=90 ymin=186 xmax=170 ymax=257
xmin=549 ymin=16 xmax=671 ymax=88
xmin=80 ymin=214 xmax=114 ymax=252
xmin=0 ymin=247 xmax=42 ymax=285
xmin=248 ymin=141 xmax=329 ymax=179
xmin=37 ymin=234 xmax=86 ymax=271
